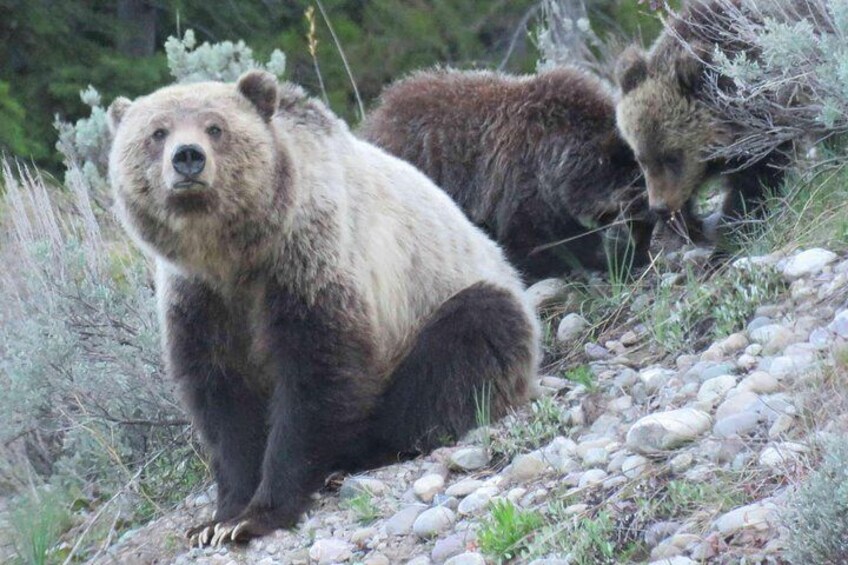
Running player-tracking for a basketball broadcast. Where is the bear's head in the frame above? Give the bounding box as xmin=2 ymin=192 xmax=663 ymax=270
xmin=107 ymin=70 xmax=288 ymax=271
xmin=614 ymin=44 xmax=723 ymax=219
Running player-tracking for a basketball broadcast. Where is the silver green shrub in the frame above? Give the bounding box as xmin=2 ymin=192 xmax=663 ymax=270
xmin=667 ymin=0 xmax=848 ymax=164
xmin=535 ymin=0 xmax=616 ymax=82
xmin=54 ymin=30 xmax=287 ymax=206
xmin=0 ymin=159 xmax=188 ymax=512
xmin=784 ymin=438 xmax=848 ymax=564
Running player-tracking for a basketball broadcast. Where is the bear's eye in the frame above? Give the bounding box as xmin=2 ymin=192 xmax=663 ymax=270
xmin=152 ymin=128 xmax=168 ymax=141
xmin=207 ymin=125 xmax=223 ymax=138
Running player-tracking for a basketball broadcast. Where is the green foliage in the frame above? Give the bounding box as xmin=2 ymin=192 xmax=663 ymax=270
xmin=341 ymin=492 xmax=381 ymax=525
xmin=8 ymin=488 xmax=72 ymax=565
xmin=528 ymin=505 xmax=624 ymax=565
xmin=659 ymin=479 xmax=746 ymax=518
xmin=562 ymin=365 xmax=596 ymax=390
xmin=785 ymin=439 xmax=848 ymax=564
xmin=492 ymin=396 xmax=568 ymax=458
xmin=478 ymin=499 xmax=543 ymax=563
xmin=643 ymin=266 xmax=785 ymax=353
xmin=165 ymin=29 xmax=286 ymax=84
xmin=0 ymin=160 xmax=203 ymax=558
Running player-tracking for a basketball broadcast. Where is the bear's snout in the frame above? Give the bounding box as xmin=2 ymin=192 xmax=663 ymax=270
xmin=172 ymin=144 xmax=206 ymax=181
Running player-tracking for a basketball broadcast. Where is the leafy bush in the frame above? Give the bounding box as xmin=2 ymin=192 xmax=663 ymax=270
xmin=478 ymin=499 xmax=543 ymax=563
xmin=0 ymin=160 xmax=202 ymax=560
xmin=785 ymin=439 xmax=848 ymax=564
xmin=669 ymin=0 xmax=848 ymax=164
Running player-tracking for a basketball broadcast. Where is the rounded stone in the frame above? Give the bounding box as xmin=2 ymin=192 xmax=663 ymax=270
xmin=621 ymin=455 xmax=650 ymax=479
xmin=308 ymin=539 xmax=353 ymax=564
xmin=413 ymin=506 xmax=456 ymax=538
xmin=626 ymin=408 xmax=712 ymax=455
xmin=445 ymin=479 xmax=483 ymax=498
xmin=444 ymin=553 xmax=487 ymax=565
xmin=783 ymin=248 xmax=836 ymax=279
xmin=697 ymin=374 xmax=737 ymax=405
xmin=413 ymin=474 xmax=445 ymax=503
xmin=509 ymin=452 xmax=547 ymax=482
xmin=557 ymin=313 xmax=589 ymax=343
xmin=578 ymin=469 xmax=607 ymax=488
xmin=449 ymin=447 xmax=490 ymax=471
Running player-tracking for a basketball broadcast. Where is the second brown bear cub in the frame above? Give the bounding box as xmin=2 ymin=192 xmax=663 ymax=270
xmin=615 ymin=0 xmax=797 ymax=252
xmin=107 ymin=71 xmax=538 ymax=546
xmin=362 ymin=67 xmax=654 ymax=282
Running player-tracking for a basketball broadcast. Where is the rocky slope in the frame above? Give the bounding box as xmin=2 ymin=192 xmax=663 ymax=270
xmin=96 ymin=246 xmax=848 ymax=564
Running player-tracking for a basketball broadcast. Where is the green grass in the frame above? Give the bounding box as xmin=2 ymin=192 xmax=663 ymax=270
xmin=562 ymin=365 xmax=596 ymax=390
xmin=491 ymin=396 xmax=568 ymax=458
xmin=341 ymin=492 xmax=381 ymax=525
xmin=478 ymin=499 xmax=543 ymax=563
xmin=9 ymin=488 xmax=72 ymax=565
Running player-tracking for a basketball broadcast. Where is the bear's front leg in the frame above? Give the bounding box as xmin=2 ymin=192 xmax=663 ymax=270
xmin=206 ymin=283 xmax=378 ymax=546
xmin=160 ymin=274 xmax=269 ymax=547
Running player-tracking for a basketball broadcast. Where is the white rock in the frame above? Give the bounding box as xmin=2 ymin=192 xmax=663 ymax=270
xmin=736 ymin=372 xmax=780 ymax=394
xmin=413 ymin=507 xmax=456 ymax=538
xmin=715 ymin=391 xmax=761 ymax=421
xmin=639 ymin=367 xmax=676 ymax=392
xmin=457 ymin=487 xmax=497 ymax=516
xmin=759 ymin=442 xmax=808 ymax=469
xmin=445 ymin=479 xmax=483 ymax=498
xmin=444 ymin=553 xmax=486 ymax=565
xmin=309 ymin=539 xmax=353 ymax=564
xmin=829 ymin=310 xmax=848 ymax=338
xmin=539 ymin=376 xmax=568 ymax=390
xmin=385 ymin=504 xmax=427 ymax=536
xmin=621 ymin=455 xmax=650 ymax=479
xmin=449 ymin=447 xmax=490 ymax=471
xmin=507 ymin=453 xmax=547 ymax=482
xmin=768 ymin=414 xmax=795 ymax=438
xmin=581 ymin=447 xmax=609 ymax=468
xmin=697 ymin=374 xmax=737 ymax=405
xmin=648 ymin=557 xmax=696 ymax=565
xmin=541 ymin=436 xmax=579 ymax=473
xmin=557 ymin=313 xmax=589 ymax=343
xmin=626 ymin=408 xmax=712 ymax=455
xmin=413 ymin=474 xmax=445 ymax=503
xmin=749 ymin=324 xmax=791 ymax=345
xmin=713 ymin=502 xmax=776 ymax=535
xmin=783 ymin=248 xmax=837 ymax=279
xmin=769 ymin=355 xmax=815 ymax=380
xmin=669 ymin=452 xmax=694 ymax=473
xmin=578 ymin=469 xmax=608 ymax=488
xmin=364 ymin=554 xmax=391 ymax=565
xmin=526 ymin=278 xmax=569 ymax=309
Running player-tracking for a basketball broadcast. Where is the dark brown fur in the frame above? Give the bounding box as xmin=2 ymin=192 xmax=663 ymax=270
xmin=361 ymin=67 xmax=653 ymax=282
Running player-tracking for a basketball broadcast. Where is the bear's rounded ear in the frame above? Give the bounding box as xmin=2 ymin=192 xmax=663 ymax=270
xmin=615 ymin=46 xmax=649 ymax=95
xmin=107 ymin=97 xmax=132 ymax=135
xmin=674 ymin=41 xmax=711 ymax=94
xmin=237 ymin=70 xmax=280 ymax=121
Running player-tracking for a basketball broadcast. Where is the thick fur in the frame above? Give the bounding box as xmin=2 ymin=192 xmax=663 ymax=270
xmin=614 ymin=0 xmax=809 ymax=250
xmin=107 ymin=71 xmax=540 ymax=544
xmin=361 ymin=67 xmax=653 ymax=282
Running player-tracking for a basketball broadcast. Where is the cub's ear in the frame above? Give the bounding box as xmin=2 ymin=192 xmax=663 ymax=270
xmin=107 ymin=97 xmax=132 ymax=135
xmin=237 ymin=70 xmax=280 ymax=121
xmin=674 ymin=41 xmax=711 ymax=94
xmin=615 ymin=46 xmax=649 ymax=95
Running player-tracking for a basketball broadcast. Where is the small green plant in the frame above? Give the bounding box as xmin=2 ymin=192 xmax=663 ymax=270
xmin=659 ymin=479 xmax=746 ymax=519
xmin=785 ymin=438 xmax=848 ymax=564
xmin=341 ymin=492 xmax=381 ymax=525
xmin=9 ymin=488 xmax=72 ymax=565
xmin=492 ymin=396 xmax=568 ymax=458
xmin=527 ymin=504 xmax=625 ymax=564
xmin=478 ymin=499 xmax=543 ymax=563
xmin=562 ymin=365 xmax=596 ymax=390
xmin=474 ymin=382 xmax=493 ymax=452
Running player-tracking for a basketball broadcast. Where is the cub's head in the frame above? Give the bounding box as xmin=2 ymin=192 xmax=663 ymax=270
xmin=614 ymin=44 xmax=721 ymax=218
xmin=107 ymin=70 xmax=287 ymax=265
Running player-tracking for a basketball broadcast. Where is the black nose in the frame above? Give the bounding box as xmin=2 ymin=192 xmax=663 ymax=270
xmin=172 ymin=144 xmax=206 ymax=177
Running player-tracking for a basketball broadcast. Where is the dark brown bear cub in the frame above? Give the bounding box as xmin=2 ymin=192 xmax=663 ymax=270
xmin=107 ymin=71 xmax=539 ymax=546
xmin=361 ymin=67 xmax=654 ymax=283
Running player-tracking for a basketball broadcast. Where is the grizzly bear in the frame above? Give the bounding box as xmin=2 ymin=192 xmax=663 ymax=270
xmin=360 ymin=67 xmax=654 ymax=283
xmin=107 ymin=70 xmax=539 ymax=546
xmin=614 ymin=0 xmax=811 ymax=252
